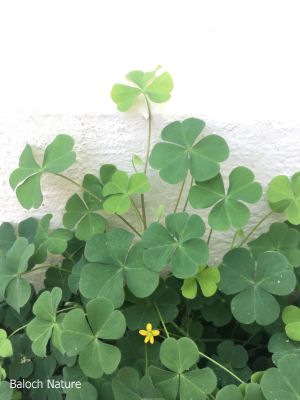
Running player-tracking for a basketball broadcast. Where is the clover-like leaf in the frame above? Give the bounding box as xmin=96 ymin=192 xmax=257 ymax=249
xmin=80 ymin=229 xmax=159 ymax=307
xmin=10 ymin=134 xmax=76 ymax=209
xmin=0 ymin=223 xmax=16 ymax=254
xmin=216 ymin=385 xmax=243 ymax=400
xmin=103 ymin=171 xmax=150 ymax=214
xmin=142 ymin=212 xmax=208 ymax=279
xmin=189 ymin=167 xmax=262 ymax=231
xmin=282 ymin=305 xmax=300 ymax=341
xmin=29 ymin=355 xmax=61 ymax=400
xmin=0 ymin=238 xmax=34 ymax=312
xmin=111 ymin=67 xmax=173 ymax=111
xmin=268 ymin=333 xmax=300 ymax=365
xmin=209 ymin=340 xmax=251 ymax=386
xmin=61 ymin=297 xmax=126 ymax=378
xmin=26 ymin=287 xmax=63 ymax=357
xmin=267 ymin=173 xmax=300 ymax=224
xmin=150 ymin=118 xmax=229 ymax=184
xmin=9 ymin=334 xmax=34 ymax=379
xmin=0 ymin=329 xmax=13 ymax=358
xmin=30 ymin=214 xmax=73 ymax=265
xmin=219 ymin=249 xmax=296 ymax=325
xmin=112 ymin=367 xmax=164 ymax=400
xmin=124 ymin=280 xmax=180 ymax=330
xmin=63 ymin=366 xmax=98 ymax=400
xmin=248 ymin=223 xmax=300 ymax=267
xmin=261 ymin=354 xmax=300 ymax=400
xmin=201 ymin=293 xmax=232 ymax=327
xmin=150 ymin=338 xmax=217 ymax=400
xmin=181 ymin=266 xmax=220 ymax=299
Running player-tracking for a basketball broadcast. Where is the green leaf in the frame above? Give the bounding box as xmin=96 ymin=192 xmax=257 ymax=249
xmin=282 ymin=305 xmax=300 ymax=341
xmin=103 ymin=171 xmax=150 ymax=214
xmin=0 ymin=223 xmax=16 ymax=254
xmin=26 ymin=287 xmax=63 ymax=356
xmin=29 ymin=356 xmax=61 ymax=400
xmin=150 ymin=118 xmax=229 ymax=184
xmin=0 ymin=328 xmax=13 ymax=357
xmin=248 ymin=223 xmax=300 ymax=267
xmin=63 ymin=366 xmax=98 ymax=400
xmin=268 ymin=333 xmax=300 ymax=365
xmin=111 ymin=68 xmax=173 ymax=111
xmin=61 ymin=297 xmax=125 ymax=378
xmin=0 ymin=237 xmax=34 ymax=312
xmin=10 ymin=134 xmax=76 ymax=209
xmin=219 ymin=248 xmax=296 ymax=325
xmin=44 ymin=260 xmax=72 ymax=301
xmin=267 ymin=173 xmax=300 ymax=224
xmin=216 ymin=385 xmax=243 ymax=400
xmin=181 ymin=266 xmax=220 ymax=299
xmin=0 ymin=381 xmax=13 ymax=400
xmin=142 ymin=212 xmax=208 ymax=278
xmin=202 ymin=294 xmax=232 ymax=327
xmin=112 ymin=367 xmax=164 ymax=400
xmin=80 ymin=229 xmax=159 ymax=307
xmin=261 ymin=354 xmax=300 ymax=400
xmin=9 ymin=334 xmax=34 ymax=379
xmin=189 ymin=167 xmax=262 ymax=231
xmin=160 ymin=337 xmax=199 ymax=373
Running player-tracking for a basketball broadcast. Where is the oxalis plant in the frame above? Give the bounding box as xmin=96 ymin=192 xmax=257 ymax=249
xmin=0 ymin=67 xmax=300 ymax=400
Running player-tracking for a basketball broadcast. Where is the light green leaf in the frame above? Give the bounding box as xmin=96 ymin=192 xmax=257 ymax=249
xmin=282 ymin=305 xmax=300 ymax=341
xmin=61 ymin=297 xmax=125 ymax=378
xmin=189 ymin=167 xmax=262 ymax=231
xmin=0 ymin=223 xmax=16 ymax=254
xmin=181 ymin=266 xmax=220 ymax=299
xmin=10 ymin=134 xmax=76 ymax=209
xmin=0 ymin=237 xmax=34 ymax=312
xmin=103 ymin=171 xmax=150 ymax=214
xmin=150 ymin=118 xmax=229 ymax=184
xmin=0 ymin=329 xmax=13 ymax=357
xmin=160 ymin=337 xmax=199 ymax=373
xmin=248 ymin=222 xmax=300 ymax=267
xmin=267 ymin=173 xmax=300 ymax=224
xmin=261 ymin=354 xmax=300 ymax=400
xmin=26 ymin=287 xmax=63 ymax=357
xmin=216 ymin=385 xmax=243 ymax=400
xmin=268 ymin=333 xmax=300 ymax=365
xmin=0 ymin=381 xmax=13 ymax=400
xmin=142 ymin=212 xmax=208 ymax=278
xmin=80 ymin=229 xmax=159 ymax=307
xmin=219 ymin=249 xmax=296 ymax=325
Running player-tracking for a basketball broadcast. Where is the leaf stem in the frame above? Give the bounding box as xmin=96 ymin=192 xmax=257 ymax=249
xmin=170 ymin=321 xmax=189 ymax=337
xmin=154 ymin=303 xmax=170 ymax=338
xmin=207 ymin=229 xmax=213 ymax=245
xmin=182 ymin=176 xmax=193 ymax=212
xmin=145 ymin=344 xmax=148 ymax=376
xmin=238 ymin=211 xmax=273 ymax=246
xmin=53 ymin=173 xmax=142 ymax=237
xmin=174 ymin=178 xmax=186 ymax=213
xmin=198 ymin=351 xmax=246 ymax=385
xmin=8 ymin=324 xmax=28 ymax=338
xmin=143 ymin=95 xmax=152 ymax=174
xmin=130 ymin=199 xmax=144 ymax=230
xmin=230 ymin=230 xmax=239 ymax=249
xmin=20 ymin=264 xmax=71 ymax=276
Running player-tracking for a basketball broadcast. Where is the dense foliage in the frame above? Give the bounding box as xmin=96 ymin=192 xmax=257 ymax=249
xmin=1 ymin=67 xmax=300 ymax=399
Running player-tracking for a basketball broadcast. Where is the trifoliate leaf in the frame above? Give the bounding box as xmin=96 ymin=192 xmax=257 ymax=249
xmin=282 ymin=305 xmax=300 ymax=341
xmin=268 ymin=333 xmax=300 ymax=365
xmin=26 ymin=287 xmax=63 ymax=357
xmin=181 ymin=266 xmax=220 ymax=299
xmin=0 ymin=329 xmax=13 ymax=357
xmin=112 ymin=367 xmax=164 ymax=400
xmin=189 ymin=167 xmax=262 ymax=231
xmin=219 ymin=249 xmax=296 ymax=325
xmin=61 ymin=297 xmax=126 ymax=378
xmin=10 ymin=134 xmax=76 ymax=209
xmin=0 ymin=237 xmax=34 ymax=312
xmin=18 ymin=217 xmax=38 ymax=244
xmin=142 ymin=212 xmax=208 ymax=278
xmin=160 ymin=337 xmax=199 ymax=373
xmin=248 ymin=223 xmax=300 ymax=267
xmin=150 ymin=118 xmax=229 ymax=184
xmin=261 ymin=354 xmax=300 ymax=400
xmin=111 ymin=68 xmax=173 ymax=111
xmin=9 ymin=334 xmax=34 ymax=379
xmin=267 ymin=173 xmax=300 ymax=225
xmin=0 ymin=223 xmax=16 ymax=254
xmin=103 ymin=171 xmax=150 ymax=214
xmin=80 ymin=229 xmax=159 ymax=307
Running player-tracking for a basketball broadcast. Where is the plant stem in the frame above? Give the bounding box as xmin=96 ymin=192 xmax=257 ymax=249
xmin=9 ymin=324 xmax=28 ymax=338
xmin=56 ymin=305 xmax=79 ymax=314
xmin=207 ymin=229 xmax=213 ymax=245
xmin=20 ymin=264 xmax=71 ymax=276
xmin=230 ymin=230 xmax=239 ymax=249
xmin=141 ymin=195 xmax=147 ymax=230
xmin=130 ymin=199 xmax=144 ymax=230
xmin=182 ymin=176 xmax=193 ymax=211
xmin=154 ymin=303 xmax=170 ymax=338
xmin=144 ymin=95 xmax=152 ymax=174
xmin=54 ymin=173 xmax=142 ymax=237
xmin=174 ymin=178 xmax=186 ymax=213
xmin=170 ymin=321 xmax=189 ymax=337
xmin=238 ymin=211 xmax=273 ymax=246
xmin=145 ymin=344 xmax=148 ymax=376
xmin=198 ymin=351 xmax=246 ymax=385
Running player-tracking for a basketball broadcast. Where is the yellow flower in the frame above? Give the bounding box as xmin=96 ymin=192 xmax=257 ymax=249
xmin=139 ymin=323 xmax=160 ymax=344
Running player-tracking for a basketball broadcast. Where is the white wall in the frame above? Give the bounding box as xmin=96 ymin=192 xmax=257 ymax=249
xmin=0 ymin=0 xmax=300 ymax=262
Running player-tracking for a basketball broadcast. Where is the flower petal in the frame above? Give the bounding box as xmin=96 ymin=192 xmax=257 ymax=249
xmin=152 ymin=329 xmax=160 ymax=336
xmin=144 ymin=336 xmax=150 ymax=344
xmin=150 ymin=336 xmax=154 ymax=344
xmin=146 ymin=323 xmax=153 ymax=331
xmin=139 ymin=330 xmax=147 ymax=336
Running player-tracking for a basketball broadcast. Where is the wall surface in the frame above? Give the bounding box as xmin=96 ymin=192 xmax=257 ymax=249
xmin=1 ymin=0 xmax=300 ymax=263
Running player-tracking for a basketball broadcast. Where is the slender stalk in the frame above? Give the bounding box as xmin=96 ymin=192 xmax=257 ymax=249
xmin=56 ymin=305 xmax=79 ymax=314
xmin=9 ymin=324 xmax=28 ymax=338
xmin=143 ymin=95 xmax=152 ymax=174
xmin=238 ymin=211 xmax=273 ymax=246
xmin=198 ymin=351 xmax=246 ymax=385
xmin=154 ymin=303 xmax=170 ymax=338
xmin=145 ymin=344 xmax=148 ymax=376
xmin=20 ymin=264 xmax=71 ymax=276
xmin=53 ymin=173 xmax=142 ymax=237
xmin=174 ymin=178 xmax=186 ymax=213
xmin=230 ymin=230 xmax=239 ymax=249
xmin=170 ymin=321 xmax=189 ymax=337
xmin=182 ymin=176 xmax=193 ymax=211
xmin=130 ymin=199 xmax=144 ymax=230
xmin=207 ymin=229 xmax=213 ymax=245
xmin=140 ymin=195 xmax=147 ymax=230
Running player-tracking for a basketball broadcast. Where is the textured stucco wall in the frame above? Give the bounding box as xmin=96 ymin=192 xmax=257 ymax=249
xmin=1 ymin=112 xmax=299 ymax=263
